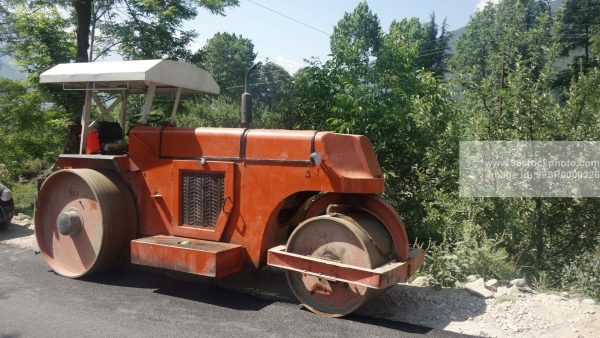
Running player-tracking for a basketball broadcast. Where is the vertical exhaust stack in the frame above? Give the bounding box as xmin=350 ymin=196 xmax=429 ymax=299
xmin=241 ymin=62 xmax=262 ymax=128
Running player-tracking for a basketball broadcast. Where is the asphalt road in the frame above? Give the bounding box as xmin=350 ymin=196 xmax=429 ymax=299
xmin=0 ymin=244 xmax=470 ymax=338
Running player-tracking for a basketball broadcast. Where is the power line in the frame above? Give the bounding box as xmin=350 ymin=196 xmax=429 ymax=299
xmin=246 ymin=0 xmax=330 ymax=36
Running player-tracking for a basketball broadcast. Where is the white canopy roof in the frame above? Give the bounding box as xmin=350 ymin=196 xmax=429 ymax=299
xmin=39 ymin=59 xmax=220 ymax=94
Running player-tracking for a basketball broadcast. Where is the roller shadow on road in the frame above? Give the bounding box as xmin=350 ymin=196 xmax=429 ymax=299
xmin=82 ymin=263 xmax=479 ymax=336
xmin=79 ymin=263 xmax=274 ymax=312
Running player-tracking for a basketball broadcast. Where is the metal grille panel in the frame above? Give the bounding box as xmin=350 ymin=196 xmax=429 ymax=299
xmin=181 ymin=172 xmax=224 ymax=228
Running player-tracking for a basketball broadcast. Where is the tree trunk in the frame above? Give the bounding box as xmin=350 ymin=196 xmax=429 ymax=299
xmin=63 ymin=0 xmax=92 ymax=153
xmin=534 ymin=198 xmax=544 ymax=260
xmin=72 ymin=0 xmax=91 ymax=63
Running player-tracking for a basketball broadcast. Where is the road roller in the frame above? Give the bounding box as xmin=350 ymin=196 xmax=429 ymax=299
xmin=36 ymin=59 xmax=424 ymax=317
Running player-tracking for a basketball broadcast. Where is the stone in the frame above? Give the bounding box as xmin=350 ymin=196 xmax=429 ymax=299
xmin=518 ymin=286 xmax=536 ymax=294
xmin=485 ymin=278 xmax=498 ymax=288
xmin=507 ymin=323 xmax=520 ymax=332
xmin=465 ymin=278 xmax=494 ymax=298
xmin=411 ymin=276 xmax=430 ymax=287
xmin=510 ymin=278 xmax=527 ymax=287
xmin=581 ymin=298 xmax=595 ymax=305
xmin=495 ymin=285 xmax=523 ymax=297
xmin=495 ymin=286 xmax=511 ymax=297
xmin=466 ymin=275 xmax=479 ymax=282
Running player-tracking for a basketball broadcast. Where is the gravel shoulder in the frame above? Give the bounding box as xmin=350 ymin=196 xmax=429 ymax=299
xmin=2 ymin=215 xmax=599 ymax=338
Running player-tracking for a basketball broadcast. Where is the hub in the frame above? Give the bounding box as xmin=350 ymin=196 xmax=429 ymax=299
xmin=56 ymin=209 xmax=83 ymax=237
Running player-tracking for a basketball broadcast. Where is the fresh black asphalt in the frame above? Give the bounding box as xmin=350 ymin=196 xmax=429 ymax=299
xmin=0 ymin=244 xmax=473 ymax=337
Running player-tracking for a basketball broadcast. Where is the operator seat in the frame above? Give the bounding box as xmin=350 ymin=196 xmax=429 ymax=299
xmin=96 ymin=121 xmax=128 ymax=155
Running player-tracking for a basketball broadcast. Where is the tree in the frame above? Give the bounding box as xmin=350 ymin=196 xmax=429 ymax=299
xmin=1 ymin=0 xmax=239 ymax=152
xmin=0 ymin=78 xmax=68 ymax=181
xmin=252 ymin=61 xmax=293 ymax=112
xmin=419 ymin=13 xmax=450 ymax=73
xmin=560 ymin=0 xmax=600 ymax=71
xmin=330 ymin=1 xmax=381 ymax=73
xmin=192 ymin=32 xmax=256 ymax=100
xmin=74 ymin=0 xmax=239 ymax=62
xmin=451 ymin=0 xmax=559 ymax=140
xmin=450 ymin=0 xmax=600 ymax=283
xmin=293 ymin=3 xmax=458 ymax=243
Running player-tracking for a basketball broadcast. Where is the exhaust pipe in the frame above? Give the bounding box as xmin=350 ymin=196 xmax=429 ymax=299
xmin=241 ymin=62 xmax=262 ymax=128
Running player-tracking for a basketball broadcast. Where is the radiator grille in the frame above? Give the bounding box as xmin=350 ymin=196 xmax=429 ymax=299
xmin=180 ymin=172 xmax=224 ymax=228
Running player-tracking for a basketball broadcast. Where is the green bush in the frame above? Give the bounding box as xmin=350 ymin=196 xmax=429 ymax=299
xmin=417 ymin=221 xmax=517 ymax=287
xmin=0 ymin=79 xmax=67 ymax=181
xmin=178 ymin=97 xmax=289 ymax=129
xmin=562 ymin=249 xmax=600 ymax=301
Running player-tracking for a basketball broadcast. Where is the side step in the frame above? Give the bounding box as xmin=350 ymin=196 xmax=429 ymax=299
xmin=131 ymin=235 xmax=244 ymax=278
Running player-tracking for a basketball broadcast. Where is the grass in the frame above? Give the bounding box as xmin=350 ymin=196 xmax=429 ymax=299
xmin=11 ymin=181 xmax=37 ymax=216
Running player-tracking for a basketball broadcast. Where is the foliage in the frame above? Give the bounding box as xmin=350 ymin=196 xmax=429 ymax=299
xmin=419 ymin=221 xmax=517 ymax=287
xmin=330 ymin=1 xmax=381 ymax=69
xmin=1 ymin=0 xmax=239 ymax=152
xmin=192 ymin=32 xmax=256 ymax=99
xmin=178 ymin=96 xmax=285 ymax=129
xmin=560 ymin=0 xmax=599 ymax=70
xmin=449 ymin=0 xmax=600 ymax=287
xmin=562 ymin=248 xmax=600 ymax=300
xmin=11 ymin=182 xmax=37 ymax=215
xmin=0 ymin=78 xmax=68 ymax=181
xmin=293 ymin=2 xmax=457 ymax=246
xmin=253 ymin=61 xmax=294 ymax=115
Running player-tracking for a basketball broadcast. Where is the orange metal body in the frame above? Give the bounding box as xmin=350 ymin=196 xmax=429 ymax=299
xmin=55 ymin=125 xmax=412 ymax=277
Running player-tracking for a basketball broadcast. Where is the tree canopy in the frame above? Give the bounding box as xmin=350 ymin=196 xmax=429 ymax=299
xmin=192 ymin=32 xmax=256 ymax=99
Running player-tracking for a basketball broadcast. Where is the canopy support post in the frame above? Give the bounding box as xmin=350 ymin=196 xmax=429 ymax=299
xmin=79 ymin=86 xmax=93 ymax=154
xmin=170 ymin=87 xmax=182 ymax=124
xmin=119 ymin=91 xmax=128 ymax=134
xmin=138 ymin=83 xmax=156 ymax=124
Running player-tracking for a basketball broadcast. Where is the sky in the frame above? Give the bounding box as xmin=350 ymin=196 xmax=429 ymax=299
xmin=184 ymin=0 xmax=491 ymax=73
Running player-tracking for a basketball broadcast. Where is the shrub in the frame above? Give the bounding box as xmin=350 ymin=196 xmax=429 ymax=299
xmin=417 ymin=221 xmax=517 ymax=287
xmin=562 ymin=249 xmax=600 ymax=301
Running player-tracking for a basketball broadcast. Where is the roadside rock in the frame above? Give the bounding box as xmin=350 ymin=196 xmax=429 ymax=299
xmin=582 ymin=298 xmax=596 ymax=305
xmin=411 ymin=276 xmax=430 ymax=287
xmin=465 ymin=278 xmax=494 ymax=298
xmin=518 ymin=286 xmax=536 ymax=294
xmin=495 ymin=285 xmax=523 ymax=298
xmin=466 ymin=275 xmax=479 ymax=282
xmin=511 ymin=278 xmax=527 ymax=287
xmin=11 ymin=213 xmax=33 ymax=228
xmin=485 ymin=278 xmax=498 ymax=288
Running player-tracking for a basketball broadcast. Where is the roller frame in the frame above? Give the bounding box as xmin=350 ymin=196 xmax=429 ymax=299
xmin=268 ymin=245 xmax=424 ymax=289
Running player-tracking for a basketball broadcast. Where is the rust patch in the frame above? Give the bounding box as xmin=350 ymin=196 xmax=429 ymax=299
xmin=68 ymin=187 xmax=79 ymax=198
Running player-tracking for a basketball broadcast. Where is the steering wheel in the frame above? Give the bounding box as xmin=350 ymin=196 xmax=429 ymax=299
xmin=129 ymin=113 xmax=165 ymax=126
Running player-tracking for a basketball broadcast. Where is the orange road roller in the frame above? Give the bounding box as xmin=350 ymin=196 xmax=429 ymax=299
xmin=35 ymin=59 xmax=424 ymax=317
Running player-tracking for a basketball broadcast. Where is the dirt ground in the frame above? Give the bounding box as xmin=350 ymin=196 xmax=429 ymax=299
xmin=2 ymin=216 xmax=599 ymax=338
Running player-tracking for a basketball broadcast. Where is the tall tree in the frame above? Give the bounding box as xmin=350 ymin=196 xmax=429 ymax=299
xmin=1 ymin=0 xmax=239 ymax=152
xmin=561 ymin=0 xmax=600 ymax=71
xmin=420 ymin=13 xmax=450 ymax=73
xmin=294 ymin=3 xmax=457 ymax=242
xmin=451 ymin=0 xmax=600 ymax=281
xmin=330 ymin=1 xmax=381 ymax=74
xmin=452 ymin=0 xmax=558 ymax=140
xmin=192 ymin=32 xmax=256 ymax=100
xmin=252 ymin=61 xmax=293 ymax=112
